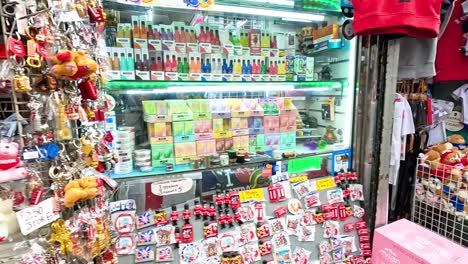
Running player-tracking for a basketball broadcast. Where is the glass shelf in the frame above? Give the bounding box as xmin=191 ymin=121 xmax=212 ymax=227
xmin=111 ymin=147 xmax=334 ymax=181
xmin=105 ymin=80 xmax=343 ymax=90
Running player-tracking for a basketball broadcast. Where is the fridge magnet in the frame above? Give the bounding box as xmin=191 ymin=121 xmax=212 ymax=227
xmin=274 ymin=206 xmax=288 ymax=218
xmin=314 ymin=210 xmax=325 ymax=224
xmin=155 ymin=225 xmax=175 ymax=245
xmin=333 ymin=248 xmax=343 ymax=262
xmin=238 ymin=222 xmax=258 ymax=245
xmin=219 ymin=232 xmax=239 ymax=252
xmin=353 ymin=205 xmax=365 ymax=218
xmin=272 ymin=231 xmax=290 ymax=250
xmin=330 ymin=236 xmax=342 ymax=250
xmin=304 ymin=192 xmax=321 ymax=208
xmin=292 ymin=180 xmax=311 ymax=199
xmin=137 ymin=228 xmax=156 ymax=245
xmin=344 ymin=222 xmax=355 ymax=232
xmin=341 ymin=236 xmax=358 ymax=255
xmin=288 ymin=199 xmax=303 ymax=214
xmin=292 ymin=247 xmax=311 ymax=264
xmin=275 ymin=248 xmax=292 ymax=264
xmin=203 ymin=222 xmax=218 ymax=239
xmin=349 ymin=184 xmax=364 ymax=201
xmin=135 ymin=246 xmax=155 ymax=263
xmin=179 ymin=243 xmax=202 ymax=264
xmin=156 ymin=246 xmax=174 ymax=262
xmin=319 ymin=253 xmax=332 ymax=264
xmin=256 ymin=221 xmax=271 ymax=239
xmin=137 ymin=211 xmax=154 ymax=229
xmin=115 ymin=233 xmax=136 ymax=255
xmin=268 ymin=217 xmax=286 ymax=234
xmin=319 ymin=240 xmax=331 ymax=254
xmin=326 ymin=189 xmax=344 ymax=204
xmin=254 ymin=202 xmax=266 ymax=221
xmin=154 ymin=210 xmax=169 ymax=226
xmin=203 ymin=237 xmax=220 ymax=258
xmin=323 ymin=221 xmax=340 ymax=238
xmin=113 ymin=212 xmax=136 ymax=234
xmin=259 ymin=240 xmax=273 ymax=256
xmin=298 ymin=225 xmax=315 ymax=242
xmin=301 ymin=209 xmax=317 ymax=226
xmin=268 ymin=183 xmax=287 ymax=202
xmin=205 ymin=256 xmax=220 ymax=264
xmin=236 ymin=204 xmax=255 ymax=222
xmin=286 ymin=215 xmax=301 ymax=236
xmin=241 ymin=243 xmax=261 ymax=263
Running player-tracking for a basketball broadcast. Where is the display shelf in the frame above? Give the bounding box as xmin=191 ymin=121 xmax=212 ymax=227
xmin=296 ymin=135 xmax=322 ymax=139
xmin=111 ymin=147 xmax=334 ymax=181
xmin=105 ymin=80 xmax=342 ymax=90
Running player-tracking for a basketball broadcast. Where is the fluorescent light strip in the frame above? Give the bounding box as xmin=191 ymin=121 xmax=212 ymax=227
xmin=213 ymin=5 xmax=324 ymax=21
xmin=282 ymin=18 xmax=313 ymax=23
xmin=244 ymin=0 xmax=295 ymax=7
xmin=123 ymin=86 xmax=335 ymax=95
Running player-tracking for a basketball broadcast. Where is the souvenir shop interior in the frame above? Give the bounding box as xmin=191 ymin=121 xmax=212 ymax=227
xmin=0 ymin=0 xmax=467 ymax=263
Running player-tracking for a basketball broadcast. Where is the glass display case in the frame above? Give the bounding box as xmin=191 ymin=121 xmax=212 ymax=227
xmin=102 ymin=0 xmax=361 ymax=262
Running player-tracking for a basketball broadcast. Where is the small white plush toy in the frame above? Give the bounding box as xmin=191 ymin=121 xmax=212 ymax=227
xmin=0 ymin=199 xmax=19 ymax=241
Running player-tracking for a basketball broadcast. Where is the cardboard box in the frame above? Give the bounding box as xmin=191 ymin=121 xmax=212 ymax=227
xmin=372 ymin=219 xmax=468 ymax=264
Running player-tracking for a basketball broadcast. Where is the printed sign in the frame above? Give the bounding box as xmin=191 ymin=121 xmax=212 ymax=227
xmin=316 ymin=177 xmax=335 ymax=191
xmin=239 ymin=189 xmax=265 ymax=202
xmin=16 ymin=198 xmax=60 ymax=235
xmin=151 ymin=178 xmax=193 ymax=196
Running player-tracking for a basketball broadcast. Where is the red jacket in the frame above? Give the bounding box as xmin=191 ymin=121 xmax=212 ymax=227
xmin=352 ymin=0 xmax=444 ymax=38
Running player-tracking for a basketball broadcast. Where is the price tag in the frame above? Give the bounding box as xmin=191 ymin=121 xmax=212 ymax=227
xmin=16 ymin=198 xmax=60 ymax=235
xmin=151 ymin=178 xmax=193 ymax=196
xmin=316 ymin=177 xmax=335 ymax=191
xmin=239 ymin=189 xmax=265 ymax=202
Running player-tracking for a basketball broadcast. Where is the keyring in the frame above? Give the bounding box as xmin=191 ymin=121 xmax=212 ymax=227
xmin=26 ymin=55 xmax=42 ymax=68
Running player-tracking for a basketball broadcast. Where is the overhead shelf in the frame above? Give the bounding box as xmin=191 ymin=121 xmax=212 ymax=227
xmin=111 ymin=147 xmax=334 ymax=181
xmin=105 ymin=80 xmax=343 ymax=92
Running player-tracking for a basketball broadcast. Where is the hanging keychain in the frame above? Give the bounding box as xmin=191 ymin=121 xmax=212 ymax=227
xmin=13 ymin=68 xmax=32 ymax=93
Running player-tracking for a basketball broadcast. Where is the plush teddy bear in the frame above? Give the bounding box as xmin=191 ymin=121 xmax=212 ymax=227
xmin=447 ymin=134 xmax=465 ymax=145
xmin=0 ymin=142 xmax=28 ymax=183
xmin=0 ymin=199 xmax=19 ymax=242
xmin=51 ymin=50 xmax=97 ymax=80
xmin=431 ymin=142 xmax=454 ymax=155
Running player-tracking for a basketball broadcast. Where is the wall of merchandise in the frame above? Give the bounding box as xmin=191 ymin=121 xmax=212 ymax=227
xmin=115 ymin=169 xmax=371 ymax=263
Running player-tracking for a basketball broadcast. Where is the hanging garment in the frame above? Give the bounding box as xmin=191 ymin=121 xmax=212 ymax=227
xmin=390 ymin=94 xmax=416 ymax=186
xmin=398 ymin=38 xmax=438 ymax=80
xmin=390 ymin=130 xmax=428 ymax=220
xmin=435 ymin=0 xmax=468 ymax=81
xmin=352 ymin=0 xmax=444 ymax=38
xmin=452 ymin=83 xmax=468 ymax=125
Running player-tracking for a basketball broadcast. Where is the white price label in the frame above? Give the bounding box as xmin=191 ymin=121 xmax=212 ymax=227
xmin=16 ymin=198 xmax=60 ymax=235
xmin=151 ymin=178 xmax=193 ymax=196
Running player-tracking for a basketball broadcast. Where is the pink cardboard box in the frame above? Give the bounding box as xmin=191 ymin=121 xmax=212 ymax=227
xmin=372 ymin=219 xmax=468 ymax=264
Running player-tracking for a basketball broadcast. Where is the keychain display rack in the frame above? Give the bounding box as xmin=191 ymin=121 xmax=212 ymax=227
xmin=412 ymin=158 xmax=468 ymax=247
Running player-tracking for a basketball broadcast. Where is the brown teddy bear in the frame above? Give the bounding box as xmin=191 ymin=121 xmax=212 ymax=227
xmin=447 ymin=134 xmax=465 ymax=145
xmin=63 ymin=176 xmax=102 ymax=207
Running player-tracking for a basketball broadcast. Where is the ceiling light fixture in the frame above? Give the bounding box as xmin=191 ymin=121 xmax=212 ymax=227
xmin=212 ymin=5 xmax=324 ymax=21
xmin=282 ymin=18 xmax=313 ymax=23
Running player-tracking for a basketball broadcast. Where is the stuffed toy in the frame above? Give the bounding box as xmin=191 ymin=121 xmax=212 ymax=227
xmin=0 ymin=142 xmax=28 ymax=183
xmin=51 ymin=50 xmax=97 ymax=80
xmin=447 ymin=134 xmax=465 ymax=145
xmin=63 ymin=176 xmax=102 ymax=207
xmin=0 ymin=199 xmax=19 ymax=242
xmin=431 ymin=142 xmax=453 ymax=154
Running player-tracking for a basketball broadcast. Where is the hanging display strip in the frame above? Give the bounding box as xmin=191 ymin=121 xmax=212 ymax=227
xmin=413 ymin=157 xmax=468 ymax=247
xmin=115 ymin=169 xmax=371 ymax=263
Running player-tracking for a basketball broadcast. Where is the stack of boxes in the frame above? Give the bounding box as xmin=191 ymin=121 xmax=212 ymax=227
xmin=114 ymin=127 xmax=136 ymax=174
xmin=211 ymin=99 xmax=233 ymax=153
xmin=105 ymin=15 xmax=314 ymax=82
xmin=141 ymin=98 xmax=297 ymax=171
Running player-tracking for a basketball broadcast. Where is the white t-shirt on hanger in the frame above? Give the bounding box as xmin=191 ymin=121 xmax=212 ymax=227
xmin=452 ymin=84 xmax=468 ymax=125
xmin=390 ymin=94 xmax=415 ymax=186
